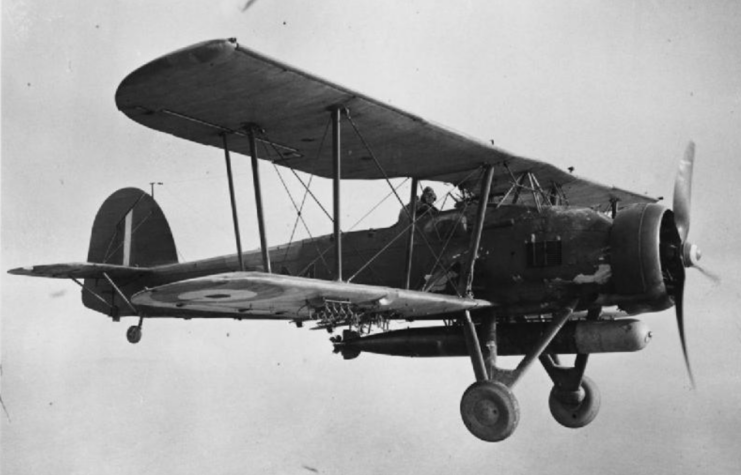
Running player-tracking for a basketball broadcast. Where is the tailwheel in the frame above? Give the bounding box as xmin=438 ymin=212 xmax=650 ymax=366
xmin=548 ymin=375 xmax=601 ymax=428
xmin=126 ymin=325 xmax=142 ymax=344
xmin=460 ymin=381 xmax=520 ymax=442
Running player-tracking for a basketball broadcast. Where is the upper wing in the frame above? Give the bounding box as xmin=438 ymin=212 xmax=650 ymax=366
xmin=116 ymin=38 xmax=655 ymax=207
xmin=131 ymin=271 xmax=492 ymax=320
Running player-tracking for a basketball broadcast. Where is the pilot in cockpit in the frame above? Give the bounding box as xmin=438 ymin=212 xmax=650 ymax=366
xmin=399 ymin=186 xmax=439 ymax=223
xmin=419 ymin=186 xmax=439 ymax=216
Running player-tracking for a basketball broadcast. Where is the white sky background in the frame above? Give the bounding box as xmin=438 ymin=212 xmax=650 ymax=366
xmin=2 ymin=1 xmax=741 ymax=474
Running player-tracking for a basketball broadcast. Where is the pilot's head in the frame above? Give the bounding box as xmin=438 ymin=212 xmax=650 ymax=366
xmin=422 ymin=186 xmax=437 ymax=204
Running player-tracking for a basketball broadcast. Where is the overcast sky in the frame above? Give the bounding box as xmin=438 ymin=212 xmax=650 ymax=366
xmin=3 ymin=1 xmax=741 ymax=474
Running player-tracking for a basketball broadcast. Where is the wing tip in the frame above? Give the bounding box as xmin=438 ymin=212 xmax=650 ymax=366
xmin=7 ymin=266 xmax=35 ymax=276
xmin=116 ymin=38 xmax=238 ymax=109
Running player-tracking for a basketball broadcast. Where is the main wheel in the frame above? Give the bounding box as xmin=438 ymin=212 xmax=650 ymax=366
xmin=548 ymin=375 xmax=601 ymax=428
xmin=460 ymin=381 xmax=520 ymax=442
xmin=126 ymin=325 xmax=142 ymax=344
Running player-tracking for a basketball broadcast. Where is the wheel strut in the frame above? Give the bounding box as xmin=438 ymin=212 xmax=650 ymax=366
xmin=101 ymin=272 xmax=146 ymax=344
xmin=126 ymin=315 xmax=144 ymax=344
xmin=458 ymin=301 xmax=578 ymax=442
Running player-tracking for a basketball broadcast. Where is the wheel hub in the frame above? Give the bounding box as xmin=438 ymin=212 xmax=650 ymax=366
xmin=473 ymin=399 xmax=500 ymax=426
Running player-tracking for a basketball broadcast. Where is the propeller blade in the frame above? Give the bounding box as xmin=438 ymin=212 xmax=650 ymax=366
xmin=695 ymin=265 xmax=721 ymax=284
xmin=674 ymin=265 xmax=695 ymax=388
xmin=673 ymin=142 xmax=695 ymax=241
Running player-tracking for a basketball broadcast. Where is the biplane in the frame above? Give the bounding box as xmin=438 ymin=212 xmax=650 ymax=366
xmin=10 ymin=38 xmax=705 ymax=442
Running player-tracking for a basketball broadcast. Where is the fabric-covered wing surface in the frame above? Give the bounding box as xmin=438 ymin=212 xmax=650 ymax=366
xmin=116 ymin=38 xmax=655 ymax=207
xmin=131 ymin=272 xmax=492 ymax=320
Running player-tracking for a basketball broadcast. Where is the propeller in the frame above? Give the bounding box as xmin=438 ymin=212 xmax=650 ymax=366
xmin=670 ymin=141 xmax=701 ymax=387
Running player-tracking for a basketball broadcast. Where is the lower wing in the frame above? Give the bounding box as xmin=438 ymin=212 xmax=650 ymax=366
xmin=131 ymin=271 xmax=492 ymax=322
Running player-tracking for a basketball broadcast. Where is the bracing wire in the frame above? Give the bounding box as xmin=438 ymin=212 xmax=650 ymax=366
xmin=344 ymin=112 xmax=446 ymax=270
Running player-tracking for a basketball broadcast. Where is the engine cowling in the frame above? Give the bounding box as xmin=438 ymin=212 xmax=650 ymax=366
xmin=609 ymin=203 xmax=682 ymax=314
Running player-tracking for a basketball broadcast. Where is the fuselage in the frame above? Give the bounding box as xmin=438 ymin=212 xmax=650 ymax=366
xmin=97 ymin=202 xmax=678 ymax=320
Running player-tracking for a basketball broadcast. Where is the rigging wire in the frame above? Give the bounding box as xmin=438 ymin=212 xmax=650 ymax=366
xmin=282 ymin=172 xmax=314 ymax=263
xmin=147 ymin=111 xmax=491 ymax=292
xmin=344 ymin=112 xmax=447 ymax=271
xmin=259 ymin=121 xmax=409 ymax=280
xmin=257 ymin=126 xmax=337 ymax=274
xmin=270 ymin=160 xmax=333 ymax=275
xmin=421 ymin=167 xmax=484 ymax=292
xmin=286 ymin=166 xmax=334 ymax=223
xmin=348 ymin=178 xmax=409 ymax=231
xmin=280 ymin=120 xmax=331 ymax=261
xmin=346 ymin=176 xmax=470 ymax=286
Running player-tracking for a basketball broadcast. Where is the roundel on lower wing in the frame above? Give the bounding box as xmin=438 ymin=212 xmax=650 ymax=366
xmin=148 ymin=277 xmax=287 ymax=305
xmin=178 ymin=289 xmax=259 ymax=303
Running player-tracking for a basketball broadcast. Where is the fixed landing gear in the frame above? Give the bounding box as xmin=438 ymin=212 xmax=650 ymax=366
xmin=126 ymin=325 xmax=142 ymax=344
xmin=458 ymin=302 xmax=579 ymax=442
xmin=548 ymin=375 xmax=601 ymax=428
xmin=99 ymin=272 xmax=145 ymax=345
xmin=460 ymin=381 xmax=519 ymax=442
xmin=126 ymin=316 xmax=144 ymax=344
xmin=540 ymin=354 xmax=600 ymax=428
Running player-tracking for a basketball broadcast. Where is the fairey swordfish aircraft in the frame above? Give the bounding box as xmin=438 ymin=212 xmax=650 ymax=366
xmin=10 ymin=38 xmax=706 ymax=442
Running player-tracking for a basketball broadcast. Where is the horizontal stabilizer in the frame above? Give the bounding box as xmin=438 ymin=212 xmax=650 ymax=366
xmin=132 ymin=272 xmax=493 ymax=320
xmin=8 ymin=262 xmax=151 ymax=279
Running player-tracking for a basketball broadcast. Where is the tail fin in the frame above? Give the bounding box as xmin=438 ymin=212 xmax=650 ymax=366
xmin=83 ymin=188 xmax=177 ymax=316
